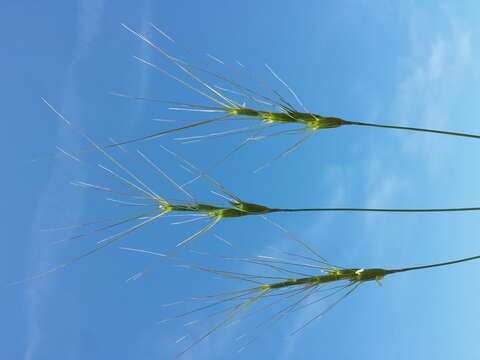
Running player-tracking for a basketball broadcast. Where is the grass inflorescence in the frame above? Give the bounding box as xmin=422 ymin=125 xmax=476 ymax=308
xmin=126 ymin=240 xmax=480 ymax=358
xmin=100 ymin=23 xmax=480 ymax=175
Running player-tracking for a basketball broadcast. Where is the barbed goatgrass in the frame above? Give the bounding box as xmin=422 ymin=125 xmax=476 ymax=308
xmin=100 ymin=23 xmax=480 ymax=173
xmin=15 ymin=98 xmax=480 ymax=286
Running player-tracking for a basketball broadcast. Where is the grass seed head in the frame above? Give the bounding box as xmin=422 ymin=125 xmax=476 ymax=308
xmin=230 ymin=200 xmax=273 ymax=215
xmin=230 ymin=107 xmax=347 ymax=130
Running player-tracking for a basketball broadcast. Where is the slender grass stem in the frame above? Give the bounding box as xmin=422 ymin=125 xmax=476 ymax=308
xmin=346 ymin=120 xmax=480 ymax=140
xmin=274 ymin=206 xmax=480 ymax=214
xmin=389 ymin=254 xmax=480 ymax=274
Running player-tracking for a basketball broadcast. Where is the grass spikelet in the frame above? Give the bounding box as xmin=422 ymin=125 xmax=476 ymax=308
xmin=123 ymin=240 xmax=480 ymax=358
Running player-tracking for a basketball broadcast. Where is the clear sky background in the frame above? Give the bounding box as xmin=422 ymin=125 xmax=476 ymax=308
xmin=3 ymin=1 xmax=480 ymax=359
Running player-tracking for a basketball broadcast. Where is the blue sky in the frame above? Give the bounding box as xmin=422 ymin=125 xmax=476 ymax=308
xmin=3 ymin=1 xmax=480 ymax=359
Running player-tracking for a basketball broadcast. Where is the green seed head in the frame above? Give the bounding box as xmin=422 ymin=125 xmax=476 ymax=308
xmin=230 ymin=107 xmax=260 ymax=117
xmin=167 ymin=203 xmax=221 ymax=213
xmin=327 ymin=268 xmax=388 ymax=282
xmin=210 ymin=208 xmax=246 ymax=218
xmin=231 ymin=200 xmax=273 ymax=215
xmin=161 ymin=203 xmax=174 ymax=212
xmin=231 ymin=107 xmax=346 ymax=129
xmin=193 ymin=204 xmax=224 ymax=213
xmin=165 ymin=200 xmax=273 ymax=219
xmin=352 ymin=268 xmax=388 ymax=282
xmin=210 ymin=201 xmax=273 ymax=219
xmin=304 ymin=115 xmax=346 ymax=130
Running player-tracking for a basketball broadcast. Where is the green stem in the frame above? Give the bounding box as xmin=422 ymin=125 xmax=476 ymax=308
xmin=388 ymin=254 xmax=480 ymax=275
xmin=275 ymin=206 xmax=480 ymax=213
xmin=346 ymin=120 xmax=480 ymax=140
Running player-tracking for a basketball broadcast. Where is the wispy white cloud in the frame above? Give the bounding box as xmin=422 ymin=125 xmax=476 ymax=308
xmin=361 ymin=11 xmax=475 ymax=231
xmin=391 ymin=18 xmax=473 ymax=173
xmin=276 ymin=5 xmax=477 ymax=358
xmin=359 ymin=13 xmax=476 ymax=266
xmin=24 ymin=2 xmax=106 ymax=359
